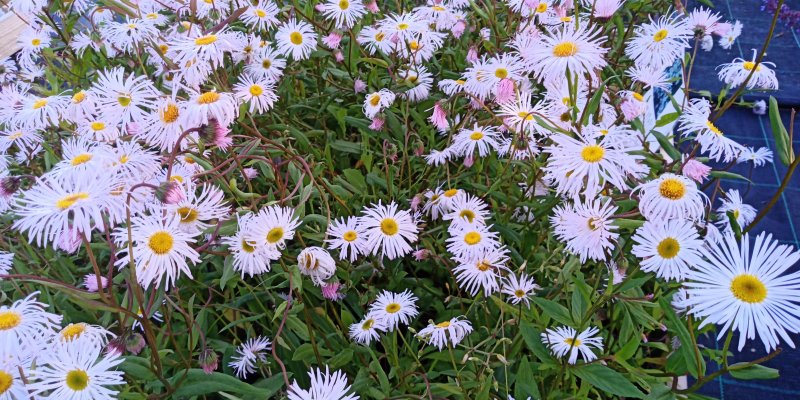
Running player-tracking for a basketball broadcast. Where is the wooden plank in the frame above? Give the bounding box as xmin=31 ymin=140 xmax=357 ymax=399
xmin=0 ymin=12 xmax=28 ymax=59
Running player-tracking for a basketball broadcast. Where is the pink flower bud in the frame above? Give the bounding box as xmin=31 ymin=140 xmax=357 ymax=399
xmin=369 ymin=116 xmax=385 ymax=130
xmin=354 ymin=79 xmax=367 ymax=93
xmin=366 ymin=1 xmax=379 ymax=13
xmin=155 ymin=181 xmax=185 ymax=205
xmin=429 ymin=101 xmax=449 ymax=131
xmin=199 ymin=348 xmax=219 ymax=374
xmin=413 ymin=248 xmax=430 ymax=261
xmin=494 ymin=78 xmax=515 ymax=104
xmin=463 ymin=155 xmax=474 ymax=167
xmin=242 ymin=167 xmax=258 ymax=180
xmin=83 ymin=274 xmax=109 ymax=292
xmin=466 ymin=46 xmax=478 ymax=63
xmin=321 ymin=281 xmax=345 ymax=301
xmin=334 ymin=50 xmax=344 ymax=62
xmin=682 ymin=159 xmax=711 ymax=183
xmin=323 ymin=32 xmax=343 ymax=49
xmin=315 ymin=3 xmax=326 ymax=12
xmin=451 ymin=20 xmax=466 ymax=38
xmin=58 ymin=228 xmax=83 ymax=254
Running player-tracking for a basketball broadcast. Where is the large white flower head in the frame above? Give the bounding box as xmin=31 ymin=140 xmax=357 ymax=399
xmin=541 ymin=326 xmax=604 ymax=364
xmin=245 ymin=47 xmax=287 ymax=82
xmin=165 ymin=183 xmax=229 ymax=234
xmin=247 ymin=205 xmax=301 ymax=250
xmin=523 ymin=24 xmax=607 ymax=83
xmin=677 ymin=98 xmax=745 ymax=162
xmin=442 ymin=192 xmax=491 ymax=228
xmin=325 ymin=216 xmax=368 ymax=262
xmin=452 ymin=246 xmax=510 ymax=296
xmin=241 ymin=1 xmax=281 ymax=31
xmin=321 ymin=0 xmax=367 ymax=29
xmin=223 ymin=213 xmax=280 ymax=278
xmin=717 ymin=50 xmax=779 ymax=90
xmin=626 ymin=13 xmax=692 ymax=70
xmin=417 ymin=316 xmax=473 ymax=351
xmin=451 ymin=123 xmax=501 ymax=159
xmin=288 ymin=366 xmax=359 ymax=400
xmin=368 ymin=289 xmax=419 ymax=331
xmin=113 ymin=214 xmax=201 ymax=289
xmin=0 ymin=337 xmax=33 ymax=400
xmin=349 ymin=313 xmax=388 ymax=346
xmin=446 ymin=223 xmax=501 ymax=261
xmin=30 ymin=336 xmax=125 ymax=399
xmin=55 ymin=322 xmax=115 ymax=350
xmin=169 ymin=28 xmax=240 ymax=71
xmin=631 ymin=219 xmax=704 ymax=281
xmin=715 ymin=189 xmax=756 ymax=234
xmin=184 ymin=89 xmax=238 ymax=128
xmin=90 ymin=67 xmax=159 ymax=128
xmin=360 ymin=200 xmax=419 ymax=260
xmin=229 ymin=336 xmax=271 ymax=379
xmin=501 ymin=273 xmax=540 ymax=307
xmin=684 ymin=232 xmax=800 ymax=352
xmin=297 ymin=246 xmax=337 ymax=286
xmin=550 ymin=198 xmax=619 ymax=263
xmin=276 ymin=19 xmax=318 ymax=61
xmin=635 ymin=173 xmax=707 ymax=222
xmin=233 ymin=74 xmax=278 ymax=114
xmin=363 ymin=89 xmax=396 ymax=119
xmin=0 ymin=292 xmax=62 ymax=351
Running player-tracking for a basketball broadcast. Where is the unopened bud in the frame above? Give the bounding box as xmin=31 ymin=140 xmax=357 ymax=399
xmin=155 ymin=181 xmax=184 ymax=205
xmin=199 ymin=348 xmax=219 ymax=374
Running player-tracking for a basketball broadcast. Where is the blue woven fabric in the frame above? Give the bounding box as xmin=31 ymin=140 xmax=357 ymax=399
xmin=687 ymin=0 xmax=800 ymax=398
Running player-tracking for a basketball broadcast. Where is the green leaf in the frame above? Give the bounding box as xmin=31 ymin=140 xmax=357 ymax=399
xmin=571 ymin=364 xmax=645 ymax=398
xmin=520 ymin=321 xmax=555 ymax=363
xmin=581 ymin=84 xmax=605 ymax=126
xmin=658 ymin=297 xmax=705 ymax=378
xmin=709 ymin=171 xmax=751 ymax=182
xmin=170 ymin=369 xmax=276 ymax=398
xmin=729 ymin=363 xmax=780 ymax=380
xmin=769 ymin=96 xmax=794 ymax=166
xmin=515 ymin=357 xmax=542 ymax=399
xmin=613 ymin=219 xmax=645 ymax=230
xmin=616 ymin=335 xmax=641 ymax=361
xmin=342 ymin=168 xmax=366 ymax=191
xmin=531 ymin=297 xmax=574 ymax=326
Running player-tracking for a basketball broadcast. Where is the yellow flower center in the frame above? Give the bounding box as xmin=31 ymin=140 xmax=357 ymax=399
xmin=249 ymin=84 xmax=264 ymax=96
xmin=563 ymin=337 xmax=582 ymax=347
xmin=66 ymin=369 xmax=89 ymax=391
xmin=72 ymin=91 xmax=86 ymax=103
xmin=706 ymin=121 xmax=723 ymax=136
xmin=587 ymin=217 xmax=599 ymax=231
xmin=730 ymin=274 xmax=767 ymax=303
xmin=159 ymin=44 xmax=169 ymax=53
xmin=8 ymin=132 xmax=22 ymax=140
xmin=362 ymin=318 xmax=375 ymax=329
xmin=470 ymin=131 xmax=484 ymax=140
xmin=435 ymin=321 xmax=451 ymax=328
xmin=514 ymin=289 xmax=525 ymax=298
xmin=653 ymin=29 xmax=668 ymax=42
xmin=658 ymin=178 xmax=686 ymax=200
xmin=161 ymin=103 xmax=180 ymax=123
xmin=657 ymin=237 xmax=680 ymax=259
xmin=197 ymin=92 xmax=220 ymax=104
xmin=255 ymin=8 xmax=267 ymax=17
xmin=117 ymin=95 xmax=131 ymax=107
xmin=177 ymin=207 xmax=198 ymax=223
xmin=146 ymin=12 xmax=158 ymax=19
xmin=632 ymin=92 xmax=644 ymax=101
xmin=536 ymin=2 xmax=547 ymax=13
xmin=0 ymin=370 xmax=12 ymax=394
xmin=433 ymin=5 xmax=445 ymax=11
xmin=464 ymin=231 xmax=481 ymax=245
xmin=409 ymin=41 xmax=420 ymax=51
xmin=343 ymin=230 xmax=358 ymax=242
xmin=385 ymin=303 xmax=401 ymax=313
xmin=90 ymin=121 xmax=106 ymax=131
xmin=581 ymin=145 xmax=605 ymax=163
xmin=552 ymin=41 xmax=578 ymax=57
xmin=56 ymin=192 xmax=89 ymax=210
xmin=375 ymin=32 xmax=385 ymax=41
xmin=262 ymin=59 xmax=272 ymax=68
xmin=339 ymin=0 xmax=349 ymax=9
xmin=560 ymin=16 xmax=573 ymax=22
xmin=194 ymin=35 xmax=217 ymax=46
xmin=289 ymin=32 xmax=304 ymax=45
xmin=600 ymin=129 xmax=609 ymax=135
xmin=444 ymin=189 xmax=459 ymax=197
xmin=119 ymin=155 xmax=129 ymax=164
xmin=148 ymin=231 xmax=174 ymax=255
xmin=455 ymin=79 xmax=465 ymax=85
xmin=380 ymin=218 xmax=399 ymax=235
xmin=459 ymin=209 xmax=476 ymax=222
xmin=32 ymin=99 xmax=48 ymax=109
xmin=397 ymin=23 xmax=409 ymax=30
xmin=171 ymin=175 xmax=184 ymax=183
xmin=241 ymin=239 xmax=256 ymax=253
xmin=60 ymin=323 xmax=86 ymax=341
xmin=477 ymin=260 xmax=491 ymax=271
xmin=517 ymin=111 xmax=534 ymax=121
xmin=495 ymin=68 xmax=508 ymax=79
xmin=71 ymin=153 xmax=93 ymax=166
xmin=31 ymin=38 xmax=41 ymax=46
xmin=266 ymin=227 xmax=285 ymax=244
xmin=733 ymin=209 xmax=740 ymax=219
xmin=742 ymin=62 xmax=762 ymax=71
xmin=369 ymin=94 xmax=381 ymax=106
xmin=0 ymin=311 xmax=21 ymax=330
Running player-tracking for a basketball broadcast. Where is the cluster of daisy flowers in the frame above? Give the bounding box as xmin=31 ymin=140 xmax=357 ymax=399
xmin=0 ymin=0 xmax=798 ymax=397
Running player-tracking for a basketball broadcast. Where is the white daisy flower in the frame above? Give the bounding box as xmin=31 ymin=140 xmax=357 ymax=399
xmin=241 ymin=1 xmax=281 ymax=31
xmin=113 ymin=215 xmax=201 ymax=289
xmin=399 ymin=66 xmax=433 ymax=103
xmin=30 ymin=338 xmax=124 ymax=399
xmin=380 ymin=13 xmax=426 ymax=44
xmin=165 ymin=184 xmax=229 ymax=234
xmin=139 ymin=98 xmax=189 ymax=151
xmin=523 ymin=24 xmax=607 ymax=83
xmin=501 ymin=273 xmax=539 ymax=307
xmin=90 ymin=67 xmax=159 ymax=128
xmin=55 ymin=323 xmax=114 ymax=349
xmin=169 ymin=28 xmax=240 ymax=70
xmin=105 ymin=141 xmax=161 ymax=182
xmin=417 ymin=316 xmax=473 ymax=351
xmin=738 ymin=146 xmax=773 ymax=167
xmin=541 ymin=326 xmax=604 ymax=364
xmin=719 ymin=20 xmax=743 ymax=50
xmin=287 ymin=366 xmax=359 ymax=400
xmin=368 ymin=289 xmax=419 ymax=331
xmin=360 ymin=201 xmax=418 ymax=260
xmin=442 ymin=193 xmax=490 ymax=227
xmin=715 ymin=189 xmax=756 ymax=233
xmin=298 ymin=247 xmax=337 ymax=286
xmin=184 ymin=90 xmax=238 ymax=128
xmin=276 ymin=20 xmax=318 ymax=61
xmin=0 ymin=251 xmax=13 ymax=275
xmin=77 ymin=117 xmax=121 ymax=142
xmin=452 ymin=246 xmax=510 ymax=296
xmin=247 ymin=205 xmax=301 ymax=250
xmin=245 ymin=47 xmax=287 ymax=82
xmin=223 ymin=213 xmax=280 ymax=278
xmin=349 ymin=313 xmax=387 ymax=345
xmin=688 ymin=7 xmax=723 ymax=36
xmin=0 ymin=292 xmax=62 ymax=350
xmin=363 ymin=89 xmax=395 ymax=118
xmin=684 ymin=232 xmax=800 ymax=351
xmin=14 ymin=93 xmax=69 ymax=129
xmin=229 ymin=336 xmax=271 ymax=379
xmin=0 ymin=338 xmax=33 ymax=400
xmin=325 ymin=216 xmax=367 ymax=262
xmin=717 ymin=50 xmax=778 ymax=90
xmin=631 ymin=219 xmax=704 ymax=281
xmin=99 ymin=18 xmax=159 ymax=54
xmin=446 ymin=223 xmax=501 ymax=261
xmin=550 ymin=198 xmax=619 ymax=263
xmin=321 ymin=0 xmax=367 ymax=29
xmin=233 ymin=74 xmax=278 ymax=114
xmin=635 ymin=173 xmax=707 ymax=222
xmin=357 ymin=26 xmax=393 ymax=55
xmin=626 ymin=64 xmax=671 ymax=90
xmin=451 ymin=124 xmax=501 ymax=159
xmin=626 ymin=13 xmax=692 ymax=70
